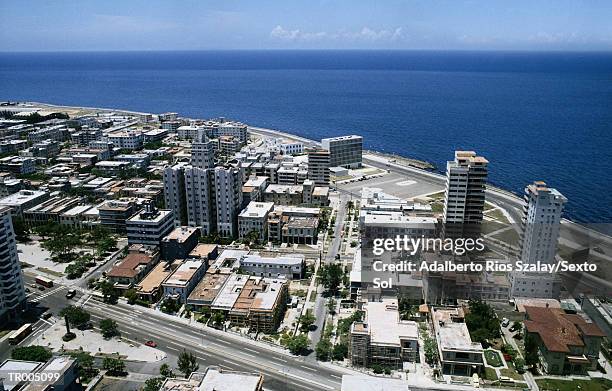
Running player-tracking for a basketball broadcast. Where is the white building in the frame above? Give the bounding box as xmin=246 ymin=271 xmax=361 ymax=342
xmin=321 ymin=135 xmax=363 ymax=168
xmin=163 ymin=162 xmax=189 ymax=226
xmin=191 ymin=131 xmax=215 ymax=169
xmin=162 ymin=259 xmax=207 ymax=303
xmin=279 ymin=141 xmax=304 ymax=155
xmin=442 ymin=151 xmax=488 ymax=239
xmin=510 ymin=181 xmax=567 ymax=299
xmin=238 ymin=201 xmax=274 ymax=241
xmin=126 ymin=202 xmax=175 ymax=246
xmin=107 ymin=130 xmax=144 ymax=150
xmin=0 ymin=190 xmax=49 ymax=217
xmin=214 ymin=165 xmax=243 ymax=238
xmin=239 ymin=253 xmax=305 ymax=279
xmin=0 ymin=206 xmax=26 ymax=324
xmin=184 ymin=166 xmax=214 ymax=234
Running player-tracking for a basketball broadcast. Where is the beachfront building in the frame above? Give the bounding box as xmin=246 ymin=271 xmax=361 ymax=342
xmin=510 ymin=181 xmax=567 ymax=299
xmin=106 ymin=130 xmax=144 ymax=150
xmin=306 ymin=147 xmax=330 ymax=186
xmin=321 ymin=135 xmax=363 ymax=168
xmin=350 ymin=299 xmax=419 ymax=369
xmin=0 ymin=206 xmax=26 ymax=325
xmin=442 ymin=150 xmax=488 ymax=240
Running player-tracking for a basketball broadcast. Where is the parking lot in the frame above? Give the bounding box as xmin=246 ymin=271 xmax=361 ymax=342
xmin=337 ymin=171 xmax=443 ymax=200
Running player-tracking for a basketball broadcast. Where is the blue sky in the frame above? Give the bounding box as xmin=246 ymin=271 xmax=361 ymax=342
xmin=1 ymin=0 xmax=611 ymax=51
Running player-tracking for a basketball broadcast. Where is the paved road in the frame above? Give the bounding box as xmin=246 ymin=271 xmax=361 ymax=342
xmin=21 ymin=278 xmax=345 ymax=391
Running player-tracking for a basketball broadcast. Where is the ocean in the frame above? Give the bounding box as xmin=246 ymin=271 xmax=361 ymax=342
xmin=0 ymin=50 xmax=611 ymax=224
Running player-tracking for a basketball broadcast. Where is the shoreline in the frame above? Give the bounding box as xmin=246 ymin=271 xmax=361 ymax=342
xmin=10 ymin=101 xmax=612 ymax=241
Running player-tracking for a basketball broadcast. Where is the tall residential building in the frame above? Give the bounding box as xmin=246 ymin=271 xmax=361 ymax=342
xmin=185 ymin=166 xmax=214 ymax=235
xmin=306 ymin=147 xmax=330 ymax=186
xmin=214 ymin=165 xmax=243 ymax=238
xmin=510 ymin=181 xmax=567 ymax=299
xmin=191 ymin=130 xmax=215 ymax=169
xmin=0 ymin=206 xmax=26 ymax=324
xmin=321 ymin=135 xmax=363 ymax=168
xmin=163 ymin=162 xmax=189 ymax=226
xmin=442 ymin=151 xmax=488 ymax=240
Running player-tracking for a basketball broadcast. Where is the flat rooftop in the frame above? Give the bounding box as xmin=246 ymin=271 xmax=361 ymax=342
xmin=188 ymin=271 xmax=230 ymax=304
xmin=137 ymin=261 xmax=172 ymax=294
xmin=241 ymin=254 xmax=304 ymax=266
xmin=360 ymin=299 xmax=418 ymax=346
xmin=200 ymin=367 xmax=263 ymax=391
xmin=341 ymin=375 xmax=411 ymax=391
xmin=433 ymin=307 xmax=483 ymax=353
xmin=164 ymin=260 xmax=205 ymax=287
xmin=162 ymin=226 xmax=199 ymax=243
xmin=0 ymin=190 xmax=47 ymax=206
xmin=189 ymin=243 xmax=218 ymax=259
xmin=211 ymin=273 xmax=250 ymax=310
xmin=239 ymin=201 xmax=274 ymax=218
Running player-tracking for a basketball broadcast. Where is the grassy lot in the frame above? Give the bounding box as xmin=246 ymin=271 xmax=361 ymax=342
xmin=431 ymin=202 xmax=444 ymax=213
xmin=500 ymin=367 xmax=523 ymax=381
xmin=536 ymin=378 xmax=612 ymax=391
xmin=483 ymin=367 xmax=498 ymax=381
xmin=491 ymin=228 xmax=520 ymax=246
xmin=485 ymin=350 xmax=503 ymax=367
xmin=485 ymin=208 xmax=510 ymax=224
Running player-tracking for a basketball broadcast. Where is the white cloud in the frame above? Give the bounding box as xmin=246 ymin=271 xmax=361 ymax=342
xmin=270 ymin=25 xmax=406 ymax=43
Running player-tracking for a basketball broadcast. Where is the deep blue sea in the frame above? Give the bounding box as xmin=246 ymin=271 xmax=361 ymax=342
xmin=1 ymin=51 xmax=611 ymax=224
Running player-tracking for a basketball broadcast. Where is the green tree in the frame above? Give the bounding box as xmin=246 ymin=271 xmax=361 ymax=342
xmin=177 ymin=350 xmax=199 ymax=377
xmin=315 ymin=338 xmax=332 ymax=361
xmin=11 ymin=217 xmax=30 ymax=242
xmin=159 ymin=363 xmax=175 ymax=378
xmin=69 ymin=351 xmax=97 ymax=381
xmin=124 ymin=289 xmax=138 ymax=305
xmin=99 ymin=318 xmax=119 ymax=338
xmin=298 ymin=311 xmax=316 ymax=332
xmin=210 ymin=311 xmax=225 ymax=328
xmin=327 ymin=298 xmax=337 ymax=315
xmin=524 ymin=333 xmax=539 ymax=367
xmin=318 ymin=263 xmax=343 ymax=294
xmin=59 ymin=305 xmax=91 ymax=328
xmin=98 ymin=280 xmax=118 ymax=304
xmin=286 ymin=334 xmax=309 ymax=355
xmin=11 ymin=346 xmax=52 ymax=362
xmin=332 ymin=342 xmax=348 ymax=361
xmin=102 ymin=357 xmax=125 ymax=376
xmin=161 ymin=297 xmax=180 ymax=314
xmin=143 ymin=377 xmax=163 ymax=391
xmin=465 ymin=299 xmax=500 ymax=344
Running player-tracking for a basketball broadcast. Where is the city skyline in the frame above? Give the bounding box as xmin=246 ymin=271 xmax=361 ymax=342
xmin=1 ymin=1 xmax=612 ymax=52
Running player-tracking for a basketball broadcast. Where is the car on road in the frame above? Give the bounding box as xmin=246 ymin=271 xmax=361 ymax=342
xmin=501 ymin=318 xmax=510 ymax=327
xmin=30 ymin=283 xmax=37 ymax=288
xmin=38 ymin=286 xmax=45 ymax=291
xmin=42 ymin=312 xmax=52 ymax=320
xmin=65 ymin=289 xmax=76 ymax=299
xmin=145 ymin=340 xmax=157 ymax=347
xmin=25 ymin=288 xmax=31 ymax=293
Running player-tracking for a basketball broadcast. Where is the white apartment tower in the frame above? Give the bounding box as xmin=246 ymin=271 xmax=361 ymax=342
xmin=0 ymin=206 xmax=26 ymax=324
xmin=214 ymin=165 xmax=243 ymax=238
xmin=163 ymin=162 xmax=189 ymax=226
xmin=191 ymin=130 xmax=215 ymax=169
xmin=184 ymin=166 xmax=215 ymax=235
xmin=510 ymin=181 xmax=567 ymax=299
xmin=442 ymin=151 xmax=488 ymax=240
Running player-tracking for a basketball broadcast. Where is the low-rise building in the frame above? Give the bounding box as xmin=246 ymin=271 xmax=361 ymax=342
xmin=107 ymin=245 xmax=160 ymax=290
xmin=161 ymin=226 xmax=200 ymax=261
xmin=350 ymin=299 xmax=419 ymax=369
xmin=162 ymin=259 xmax=208 ymax=303
xmin=0 ymin=190 xmax=49 ymax=217
xmin=238 ymin=201 xmax=274 ymax=242
xmin=241 ymin=176 xmax=269 ymax=208
xmin=94 ymin=160 xmax=131 ymax=176
xmin=188 ymin=243 xmax=219 ymax=262
xmin=135 ymin=261 xmax=173 ymax=303
xmin=281 ymin=216 xmax=319 ymax=245
xmin=107 ymin=130 xmax=144 ymax=150
xmin=0 ymin=156 xmax=35 ymax=175
xmin=187 ymin=269 xmax=231 ymax=312
xmin=23 ymin=196 xmax=83 ymax=225
xmin=160 ymin=366 xmax=264 ymax=391
xmin=239 ymin=253 xmax=305 ymax=279
xmin=432 ymin=307 xmax=484 ymax=376
xmin=98 ymin=199 xmax=136 ymax=233
xmin=524 ymin=305 xmax=605 ymax=374
xmin=227 ymin=277 xmax=288 ymax=333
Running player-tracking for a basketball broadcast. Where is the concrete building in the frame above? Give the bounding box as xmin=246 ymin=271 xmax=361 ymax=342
xmin=184 ymin=166 xmax=214 ymax=234
xmin=126 ymin=202 xmax=174 ymax=246
xmin=188 ymin=244 xmax=219 ymax=263
xmin=191 ymin=131 xmax=215 ymax=169
xmin=94 ymin=160 xmax=131 ymax=176
xmin=281 ymin=216 xmax=319 ymax=245
xmin=241 ymin=176 xmax=268 ymax=208
xmin=161 ymin=226 xmax=200 ymax=261
xmin=136 ymin=261 xmax=173 ymax=303
xmin=160 ymin=366 xmax=264 ymax=391
xmin=239 ymin=253 xmax=305 ymax=279
xmin=114 ymin=153 xmax=150 ymax=169
xmin=510 ymin=181 xmax=567 ymax=299
xmin=22 ymin=196 xmax=83 ymax=225
xmin=213 ymin=165 xmax=243 ymax=238
xmin=279 ymin=141 xmax=304 ymax=155
xmin=442 ymin=151 xmax=488 ymax=240
xmin=238 ymin=201 xmax=274 ymax=242
xmin=227 ymin=277 xmax=288 ymax=333
xmin=321 ymin=135 xmax=363 ymax=168
xmin=162 ymin=260 xmax=208 ymax=303
xmin=0 ymin=206 xmax=26 ymax=325
xmin=107 ymin=130 xmax=143 ymax=150
xmin=432 ymin=307 xmax=484 ymax=376
xmin=0 ymin=190 xmax=49 ymax=217
xmin=524 ymin=306 xmax=605 ymax=374
xmin=107 ymin=245 xmax=160 ymax=290
xmin=362 ymin=213 xmax=437 ymax=239
xmin=0 ymin=156 xmax=35 ymax=175
xmin=163 ymin=162 xmax=189 ymax=226
xmin=307 ymin=147 xmax=330 ymax=186
xmin=27 ymin=125 xmax=69 ymax=143
xmin=98 ymin=199 xmax=136 ymax=233
xmin=350 ymin=299 xmax=419 ymax=369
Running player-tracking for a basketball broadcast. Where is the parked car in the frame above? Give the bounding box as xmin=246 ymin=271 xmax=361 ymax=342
xmin=42 ymin=312 xmax=52 ymax=320
xmin=501 ymin=318 xmax=510 ymax=327
xmin=145 ymin=340 xmax=157 ymax=347
xmin=65 ymin=289 xmax=77 ymax=299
